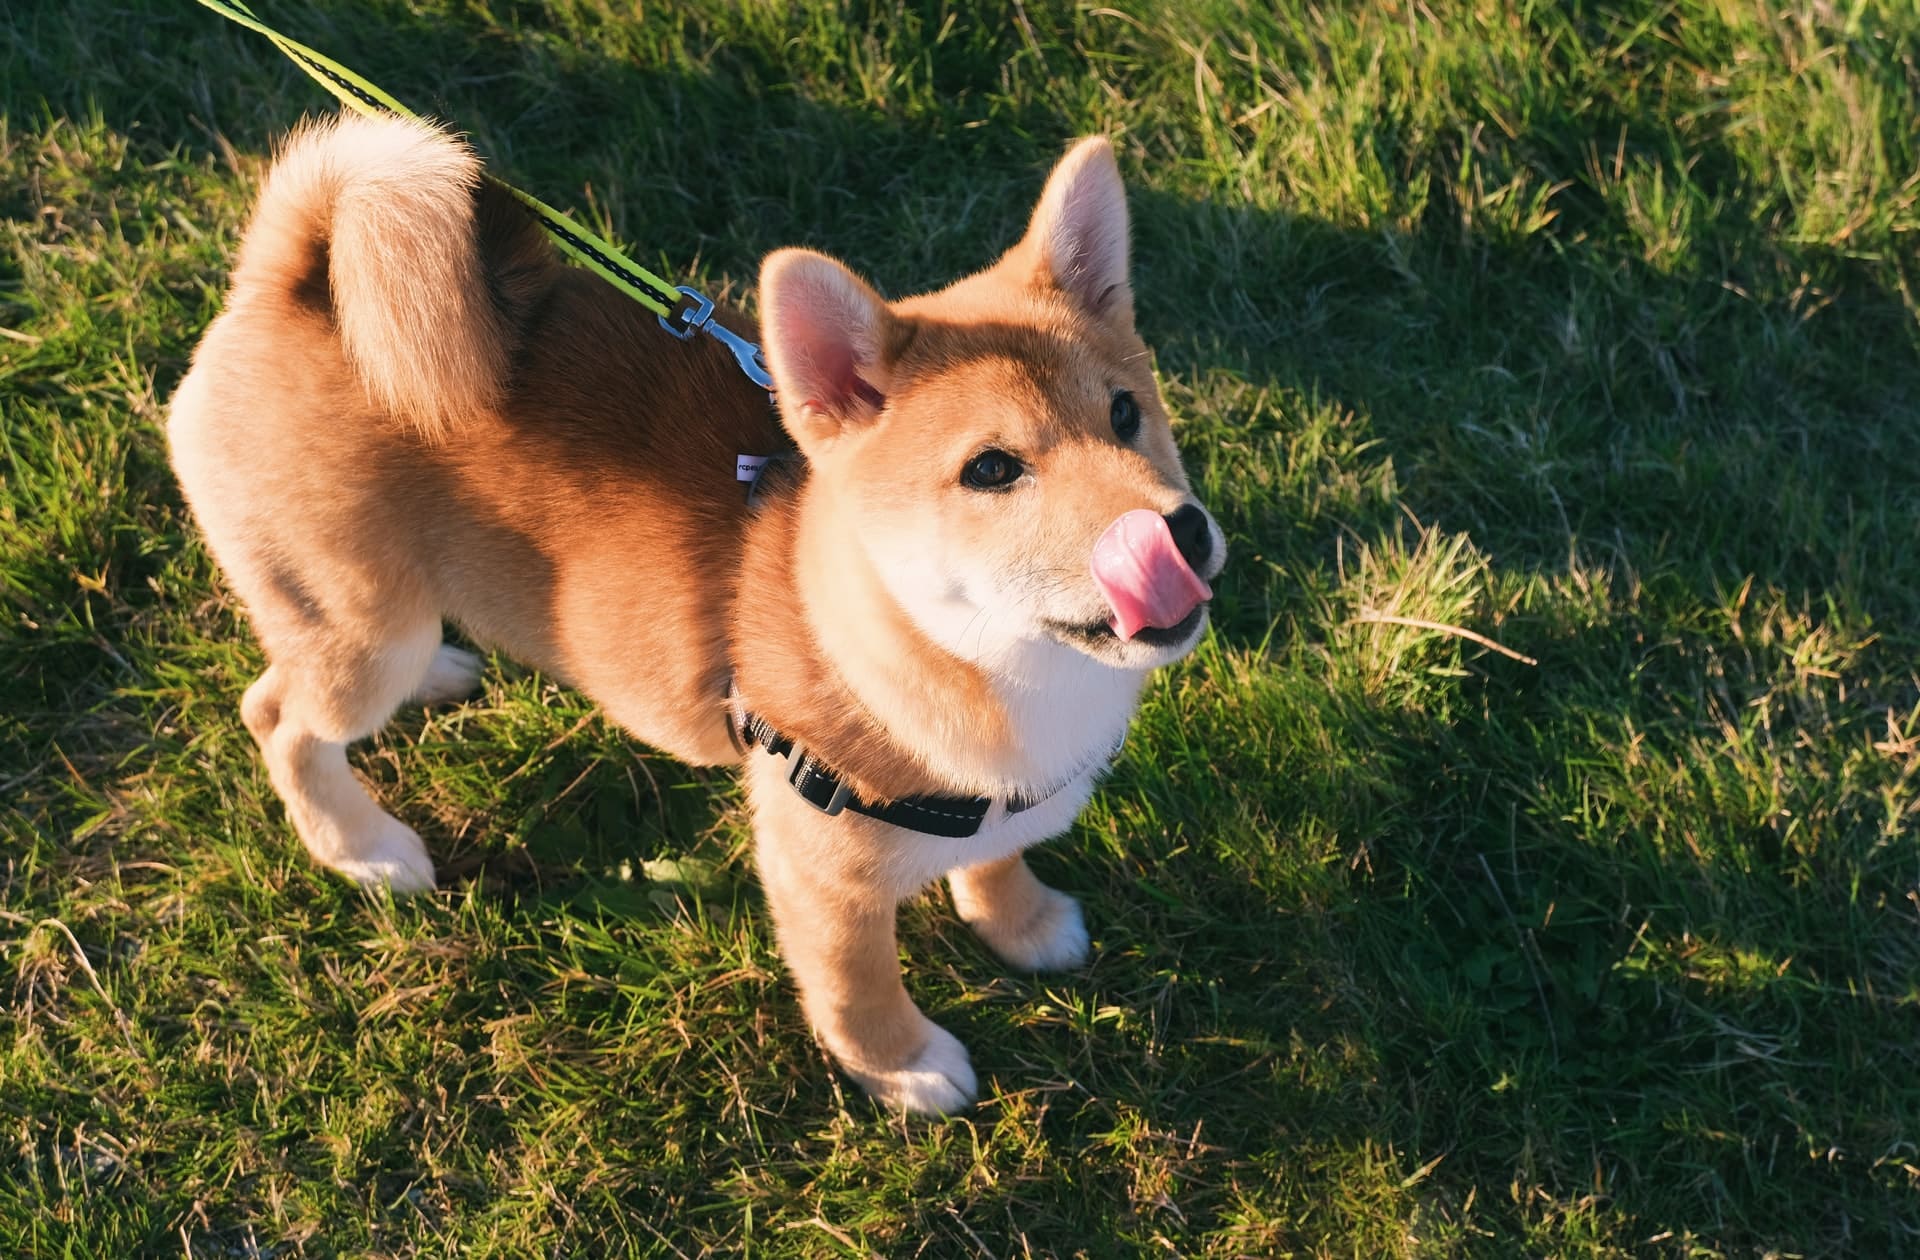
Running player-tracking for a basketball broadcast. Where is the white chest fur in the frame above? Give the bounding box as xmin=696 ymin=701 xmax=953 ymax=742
xmin=743 ymin=630 xmax=1143 ymax=898
xmin=874 ymin=637 xmax=1141 ymax=895
xmin=980 ymin=634 xmax=1141 ymax=793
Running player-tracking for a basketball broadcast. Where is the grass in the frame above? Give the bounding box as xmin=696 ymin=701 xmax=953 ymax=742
xmin=4 ymin=0 xmax=1919 ymax=1254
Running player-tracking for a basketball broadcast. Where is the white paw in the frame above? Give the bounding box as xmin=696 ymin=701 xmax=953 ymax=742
xmin=845 ymin=1022 xmax=977 ymax=1115
xmin=410 ymin=644 xmax=483 ymax=706
xmin=328 ymin=817 xmax=437 ymax=894
xmin=973 ymin=888 xmax=1091 ymax=972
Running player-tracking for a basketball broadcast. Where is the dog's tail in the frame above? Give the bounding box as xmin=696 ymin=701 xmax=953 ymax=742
xmin=232 ymin=113 xmax=510 ymax=439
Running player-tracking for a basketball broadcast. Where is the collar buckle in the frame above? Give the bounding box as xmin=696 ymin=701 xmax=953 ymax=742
xmin=777 ymin=739 xmax=853 ymax=817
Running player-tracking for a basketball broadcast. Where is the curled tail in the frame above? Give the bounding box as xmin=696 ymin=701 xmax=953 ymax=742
xmin=233 ymin=113 xmax=510 ymax=439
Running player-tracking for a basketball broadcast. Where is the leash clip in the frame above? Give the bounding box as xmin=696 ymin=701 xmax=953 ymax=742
xmin=660 ymin=285 xmax=775 ymax=392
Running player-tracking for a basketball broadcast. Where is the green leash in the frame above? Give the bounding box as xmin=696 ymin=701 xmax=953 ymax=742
xmin=190 ymin=0 xmax=772 ymax=389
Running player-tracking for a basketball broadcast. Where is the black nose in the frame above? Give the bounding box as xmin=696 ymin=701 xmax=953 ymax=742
xmin=1164 ymin=504 xmax=1212 ymax=572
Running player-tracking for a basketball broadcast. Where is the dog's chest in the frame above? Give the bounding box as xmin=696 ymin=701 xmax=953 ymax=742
xmin=859 ymin=646 xmax=1143 ymax=891
xmin=894 ymin=656 xmax=1136 ymax=881
xmin=973 ymin=638 xmax=1143 ymax=796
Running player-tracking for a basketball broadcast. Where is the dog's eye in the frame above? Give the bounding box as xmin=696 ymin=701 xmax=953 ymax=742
xmin=1111 ymin=390 xmax=1141 ymax=442
xmin=961 ymin=449 xmax=1022 ymax=490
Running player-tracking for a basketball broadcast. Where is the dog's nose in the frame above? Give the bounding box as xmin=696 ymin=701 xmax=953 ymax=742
xmin=1163 ymin=504 xmax=1212 ymax=573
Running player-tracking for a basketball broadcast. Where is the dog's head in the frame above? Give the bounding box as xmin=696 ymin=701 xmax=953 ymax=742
xmin=760 ymin=138 xmax=1224 ymax=674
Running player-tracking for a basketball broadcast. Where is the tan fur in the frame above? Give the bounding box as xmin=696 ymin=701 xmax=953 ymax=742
xmin=234 ymin=115 xmax=513 ymax=439
xmin=169 ymin=115 xmax=1224 ymax=1112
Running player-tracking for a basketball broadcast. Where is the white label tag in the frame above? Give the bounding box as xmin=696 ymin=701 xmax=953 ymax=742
xmin=736 ymin=453 xmax=771 ymax=483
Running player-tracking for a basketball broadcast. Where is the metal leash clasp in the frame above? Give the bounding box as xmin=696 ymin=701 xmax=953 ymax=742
xmin=659 ymin=285 xmax=774 ymax=392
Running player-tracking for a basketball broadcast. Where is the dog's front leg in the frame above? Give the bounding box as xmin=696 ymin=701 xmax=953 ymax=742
xmin=749 ymin=775 xmax=976 ymax=1114
xmin=948 ymin=853 xmax=1091 ymax=972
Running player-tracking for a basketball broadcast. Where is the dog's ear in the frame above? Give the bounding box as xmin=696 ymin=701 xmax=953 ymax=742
xmin=1020 ymin=136 xmax=1134 ymax=328
xmin=760 ymin=248 xmax=899 ymax=445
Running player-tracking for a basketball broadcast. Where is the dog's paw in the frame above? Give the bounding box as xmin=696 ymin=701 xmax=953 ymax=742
xmin=329 ymin=818 xmax=438 ymax=895
xmin=967 ymin=886 xmax=1091 ymax=972
xmin=844 ymin=1022 xmax=977 ymax=1115
xmin=410 ymin=644 xmax=483 ymax=707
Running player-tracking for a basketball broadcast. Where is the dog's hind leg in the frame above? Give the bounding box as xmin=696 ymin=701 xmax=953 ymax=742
xmin=409 ymin=642 xmax=483 ymax=706
xmin=241 ymin=621 xmax=443 ymax=893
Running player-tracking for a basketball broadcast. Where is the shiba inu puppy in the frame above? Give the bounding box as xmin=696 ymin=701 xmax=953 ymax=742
xmin=168 ymin=113 xmax=1225 ymax=1113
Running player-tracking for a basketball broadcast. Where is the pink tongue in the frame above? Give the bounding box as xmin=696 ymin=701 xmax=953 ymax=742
xmin=1090 ymin=509 xmax=1213 ymax=641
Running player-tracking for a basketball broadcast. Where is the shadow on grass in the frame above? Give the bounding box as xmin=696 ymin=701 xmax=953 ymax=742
xmin=9 ymin=0 xmax=1920 ymax=1252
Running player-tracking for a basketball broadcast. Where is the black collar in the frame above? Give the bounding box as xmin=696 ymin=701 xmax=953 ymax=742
xmin=726 ymin=681 xmax=1092 ymax=837
xmin=731 ymin=705 xmax=1042 ymax=838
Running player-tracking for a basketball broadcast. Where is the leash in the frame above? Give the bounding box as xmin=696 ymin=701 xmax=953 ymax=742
xmin=189 ymin=0 xmax=772 ymax=390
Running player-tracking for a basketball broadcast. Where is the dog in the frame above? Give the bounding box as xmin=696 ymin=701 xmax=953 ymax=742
xmin=167 ymin=113 xmax=1226 ymax=1113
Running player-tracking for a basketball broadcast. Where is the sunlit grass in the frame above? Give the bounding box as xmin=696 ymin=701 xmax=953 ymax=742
xmin=4 ymin=1 xmax=1918 ymax=1254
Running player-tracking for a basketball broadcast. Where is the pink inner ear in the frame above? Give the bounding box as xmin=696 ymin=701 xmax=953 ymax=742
xmin=791 ymin=336 xmax=882 ymax=415
xmin=769 ymin=272 xmax=884 ymax=418
xmin=1032 ymin=141 xmax=1132 ymax=320
xmin=800 ymin=337 xmax=857 ymax=406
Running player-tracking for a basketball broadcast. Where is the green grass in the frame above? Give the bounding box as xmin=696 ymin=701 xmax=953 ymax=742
xmin=5 ymin=0 xmax=1919 ymax=1253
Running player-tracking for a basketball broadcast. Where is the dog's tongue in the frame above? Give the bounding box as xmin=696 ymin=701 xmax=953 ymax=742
xmin=1090 ymin=509 xmax=1212 ymax=641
